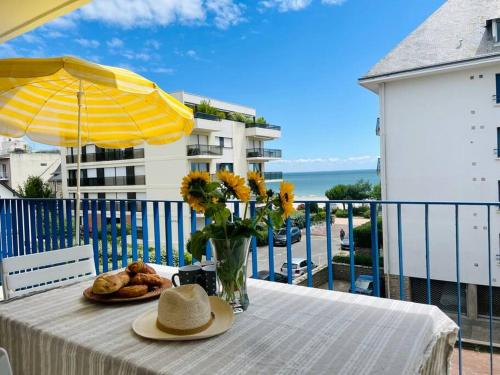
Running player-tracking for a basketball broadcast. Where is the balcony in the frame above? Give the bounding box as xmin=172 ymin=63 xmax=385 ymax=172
xmin=0 ymin=197 xmax=497 ymax=374
xmin=0 ymin=173 xmax=8 ymax=180
xmin=245 ymin=122 xmax=281 ymax=140
xmin=192 ymin=112 xmax=222 ymax=133
xmin=263 ymin=171 xmax=283 ymax=181
xmin=187 ymin=144 xmax=223 ymax=158
xmin=67 ymin=175 xmax=146 ymax=187
xmin=66 ymin=148 xmax=145 ymax=164
xmin=246 ymin=148 xmax=282 ymax=160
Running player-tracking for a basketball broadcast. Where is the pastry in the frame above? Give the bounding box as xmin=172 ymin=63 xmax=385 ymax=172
xmin=115 ymin=285 xmax=148 ymax=298
xmin=129 ymin=273 xmax=163 ymax=287
xmin=92 ymin=271 xmax=130 ymax=295
xmin=126 ymin=261 xmax=156 ymax=275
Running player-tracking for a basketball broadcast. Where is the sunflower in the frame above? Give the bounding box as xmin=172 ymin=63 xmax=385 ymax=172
xmin=247 ymin=171 xmax=267 ymax=198
xmin=180 ymin=171 xmax=210 ymax=212
xmin=279 ymin=181 xmax=295 ymax=218
xmin=217 ymin=170 xmax=250 ymax=202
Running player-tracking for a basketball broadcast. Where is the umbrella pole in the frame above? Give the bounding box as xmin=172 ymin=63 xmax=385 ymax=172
xmin=75 ymin=81 xmax=83 ymax=245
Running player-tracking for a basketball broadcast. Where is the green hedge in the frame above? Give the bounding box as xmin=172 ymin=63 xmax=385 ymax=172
xmin=353 ymin=217 xmax=383 ymax=248
xmin=332 ymin=254 xmax=383 ymax=267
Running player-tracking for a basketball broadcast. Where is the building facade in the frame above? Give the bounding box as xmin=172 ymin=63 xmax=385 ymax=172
xmin=0 ymin=138 xmax=60 ymax=193
xmin=360 ymin=0 xmax=500 ymax=319
xmin=60 ymin=92 xmax=282 ymax=239
xmin=61 ymin=92 xmax=282 ymax=201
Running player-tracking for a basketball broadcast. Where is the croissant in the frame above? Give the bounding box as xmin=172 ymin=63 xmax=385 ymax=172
xmin=92 ymin=271 xmax=130 ymax=295
xmin=129 ymin=273 xmax=163 ymax=287
xmin=126 ymin=261 xmax=156 ymax=275
xmin=115 ymin=285 xmax=148 ymax=298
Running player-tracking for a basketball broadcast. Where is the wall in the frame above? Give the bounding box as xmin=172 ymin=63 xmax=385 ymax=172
xmin=9 ymin=152 xmax=60 ymax=191
xmin=381 ymin=64 xmax=500 ymax=287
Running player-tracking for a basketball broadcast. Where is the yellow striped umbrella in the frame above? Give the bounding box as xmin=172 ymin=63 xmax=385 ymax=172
xmin=0 ymin=56 xmax=194 ymax=240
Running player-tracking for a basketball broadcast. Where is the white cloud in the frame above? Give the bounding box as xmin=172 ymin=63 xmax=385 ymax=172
xmin=75 ymin=38 xmax=100 ymax=48
xmin=151 ymin=67 xmax=175 ymax=74
xmin=21 ymin=33 xmax=44 ymax=44
xmin=259 ymin=0 xmax=346 ymax=12
xmin=45 ymin=14 xmax=78 ymax=29
xmin=259 ymin=0 xmax=312 ymax=12
xmin=206 ymin=0 xmax=245 ymax=29
xmin=75 ymin=0 xmax=244 ymax=29
xmin=0 ymin=43 xmax=18 ymax=58
xmin=271 ymin=155 xmax=376 ymax=164
xmin=186 ymin=50 xmax=198 ymax=58
xmin=321 ymin=0 xmax=346 ymax=4
xmin=107 ymin=37 xmax=124 ymax=48
xmin=46 ymin=31 xmax=64 ymax=38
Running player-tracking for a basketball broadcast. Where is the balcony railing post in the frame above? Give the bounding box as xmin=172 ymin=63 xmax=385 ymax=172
xmin=141 ymin=201 xmax=149 ymax=263
xmin=164 ymin=202 xmax=173 ymax=266
xmin=110 ymin=200 xmax=118 ymax=270
xmin=326 ymin=202 xmax=333 ymax=290
xmin=204 ymin=215 xmax=212 ymax=260
xmin=397 ymin=203 xmax=404 ymax=300
xmin=50 ymin=200 xmax=57 ymax=251
xmin=286 ymin=217 xmax=292 ymax=284
xmin=153 ymin=201 xmax=161 ymax=265
xmin=100 ymin=200 xmax=108 ymax=273
xmin=348 ymin=203 xmax=355 ymax=293
xmin=250 ymin=201 xmax=257 ymax=278
xmin=23 ymin=200 xmax=30 ymax=254
xmin=37 ymin=201 xmax=43 ymax=252
xmin=177 ymin=202 xmax=185 ymax=267
xmin=29 ymin=201 xmax=36 ymax=254
xmin=90 ymin=200 xmax=99 ymax=273
xmin=43 ymin=201 xmax=50 ymax=251
xmin=0 ymin=200 xmax=6 ymax=258
xmin=267 ymin=212 xmax=275 ymax=282
xmin=487 ymin=205 xmax=493 ymax=374
xmin=455 ymin=204 xmax=462 ymax=374
xmin=425 ymin=204 xmax=431 ymax=304
xmin=131 ymin=201 xmax=138 ymax=262
xmin=305 ymin=203 xmax=313 ymax=287
xmin=120 ymin=200 xmax=127 ymax=267
xmin=370 ymin=202 xmax=380 ymax=297
xmin=11 ymin=200 xmax=18 ymax=256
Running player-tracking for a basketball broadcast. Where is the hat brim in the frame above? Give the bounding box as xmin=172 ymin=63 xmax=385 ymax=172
xmin=132 ymin=297 xmax=234 ymax=341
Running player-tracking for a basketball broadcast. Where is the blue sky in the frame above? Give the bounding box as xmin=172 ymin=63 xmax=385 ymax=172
xmin=0 ymin=0 xmax=445 ymax=172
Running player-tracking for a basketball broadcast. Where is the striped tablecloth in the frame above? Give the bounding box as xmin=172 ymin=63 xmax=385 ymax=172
xmin=0 ymin=265 xmax=458 ymax=375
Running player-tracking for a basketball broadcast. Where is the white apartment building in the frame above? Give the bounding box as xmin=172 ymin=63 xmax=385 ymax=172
xmin=60 ymin=92 xmax=282 ymax=236
xmin=0 ymin=137 xmax=60 ymax=193
xmin=359 ymin=0 xmax=500 ymax=319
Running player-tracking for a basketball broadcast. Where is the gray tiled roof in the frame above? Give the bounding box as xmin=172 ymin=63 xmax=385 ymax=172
xmin=361 ymin=0 xmax=500 ymax=80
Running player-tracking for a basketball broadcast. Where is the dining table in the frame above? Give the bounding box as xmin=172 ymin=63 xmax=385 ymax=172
xmin=0 ymin=264 xmax=458 ymax=375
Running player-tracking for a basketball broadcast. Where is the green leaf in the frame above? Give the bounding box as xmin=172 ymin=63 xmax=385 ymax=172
xmin=189 ymin=230 xmax=208 ymax=261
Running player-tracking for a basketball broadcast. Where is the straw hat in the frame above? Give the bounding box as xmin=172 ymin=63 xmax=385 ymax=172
xmin=133 ymin=284 xmax=234 ymax=341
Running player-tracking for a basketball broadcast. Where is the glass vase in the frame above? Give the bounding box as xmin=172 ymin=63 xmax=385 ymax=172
xmin=209 ymin=236 xmax=251 ymax=312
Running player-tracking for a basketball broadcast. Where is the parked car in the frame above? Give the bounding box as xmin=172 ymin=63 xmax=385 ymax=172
xmin=273 ymin=227 xmax=301 ymax=246
xmin=340 ymin=238 xmax=354 ymax=250
xmin=280 ymin=257 xmax=316 ymax=278
xmin=349 ymin=275 xmax=374 ymax=296
xmin=257 ymin=270 xmax=288 ymax=283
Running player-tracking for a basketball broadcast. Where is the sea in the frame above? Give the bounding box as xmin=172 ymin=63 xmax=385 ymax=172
xmin=267 ymin=169 xmax=379 ymax=199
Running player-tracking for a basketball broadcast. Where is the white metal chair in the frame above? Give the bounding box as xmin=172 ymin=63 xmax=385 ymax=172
xmin=1 ymin=245 xmax=96 ymax=300
xmin=0 ymin=347 xmax=13 ymax=375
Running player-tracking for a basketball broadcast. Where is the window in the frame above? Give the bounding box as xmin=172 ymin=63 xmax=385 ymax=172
xmin=496 ymin=74 xmax=500 ymax=104
xmin=216 ymin=136 xmax=232 ymax=148
xmin=497 ymin=128 xmax=500 ymax=157
xmin=249 ymin=163 xmax=263 ymax=172
xmin=496 ymin=20 xmax=500 ymax=43
xmin=216 ymin=163 xmax=233 ymax=172
xmin=190 ymin=163 xmax=210 ymax=172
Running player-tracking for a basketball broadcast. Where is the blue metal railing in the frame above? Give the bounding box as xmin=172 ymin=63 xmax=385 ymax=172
xmin=0 ymin=198 xmax=498 ymax=375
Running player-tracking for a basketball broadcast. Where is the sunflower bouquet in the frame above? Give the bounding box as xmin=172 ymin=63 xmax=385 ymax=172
xmin=180 ymin=170 xmax=295 ymax=310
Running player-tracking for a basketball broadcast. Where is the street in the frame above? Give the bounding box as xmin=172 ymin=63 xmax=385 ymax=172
xmin=247 ymin=217 xmax=369 ymax=276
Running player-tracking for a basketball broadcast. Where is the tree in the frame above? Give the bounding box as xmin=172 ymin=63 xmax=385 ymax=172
xmin=325 ymin=184 xmax=349 ymax=209
xmin=325 ymin=180 xmax=373 ymax=209
xmin=371 ymin=183 xmax=381 ymax=200
xmin=17 ymin=176 xmax=53 ymax=198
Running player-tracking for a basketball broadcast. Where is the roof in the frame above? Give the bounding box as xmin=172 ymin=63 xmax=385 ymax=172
xmin=0 ymin=181 xmax=19 ymax=197
xmin=360 ymin=0 xmax=500 ymax=81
